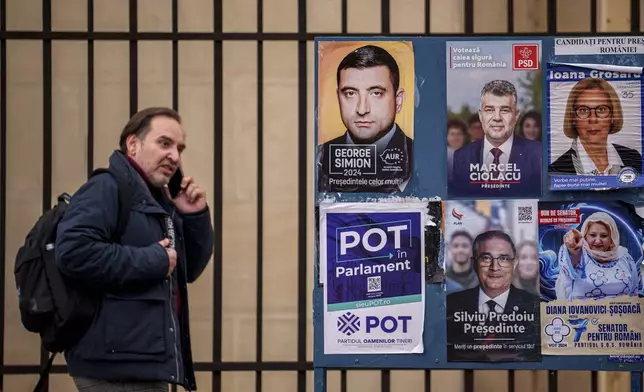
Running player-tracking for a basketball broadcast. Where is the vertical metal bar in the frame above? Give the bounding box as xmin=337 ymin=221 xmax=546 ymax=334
xmin=547 ymin=0 xmax=557 ymax=34
xmin=507 ymin=0 xmax=514 ymax=33
xmin=508 ymin=369 xmax=515 ymax=392
xmin=546 ymin=2 xmax=557 ymax=391
xmin=212 ymin=0 xmax=223 ymax=391
xmin=381 ymin=370 xmax=391 ymax=392
xmin=0 ymin=0 xmax=6 ymax=389
xmin=341 ymin=0 xmax=347 ymax=33
xmin=87 ymin=0 xmax=94 ymax=176
xmin=591 ymin=371 xmax=597 ymax=392
xmin=548 ymin=370 xmax=558 ymax=392
xmin=424 ymin=0 xmax=430 ymax=34
xmin=381 ymin=0 xmax=390 ymax=33
xmin=590 ymin=0 xmax=597 ymax=32
xmin=632 ymin=0 xmax=641 ymax=31
xmin=630 ymin=372 xmax=642 ymax=392
xmin=464 ymin=0 xmax=474 ymax=34
xmin=170 ymin=3 xmax=179 ymax=392
xmin=464 ymin=370 xmax=474 ymax=392
xmin=256 ymin=0 xmax=264 ymax=390
xmin=297 ymin=0 xmax=307 ymax=390
xmin=423 ymin=0 xmax=431 ymax=384
xmin=41 ymin=0 xmax=53 ymax=390
xmin=338 ymin=2 xmax=347 ymax=386
xmin=172 ymin=0 xmax=178 ymax=112
xmin=129 ymin=0 xmax=138 ymax=115
xmin=379 ymin=0 xmax=391 ymax=388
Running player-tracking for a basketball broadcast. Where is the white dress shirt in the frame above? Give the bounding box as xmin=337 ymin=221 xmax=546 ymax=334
xmin=573 ymin=139 xmax=624 ymax=175
xmin=478 ymin=287 xmax=510 ymax=314
xmin=483 ymin=133 xmax=514 ymax=170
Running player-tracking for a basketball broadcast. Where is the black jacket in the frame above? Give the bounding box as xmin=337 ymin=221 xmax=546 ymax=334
xmin=549 ymin=143 xmax=643 ymax=174
xmin=445 ymin=285 xmax=541 ymax=362
xmin=317 ymin=124 xmax=414 ymax=193
xmin=55 ymin=150 xmax=214 ymax=390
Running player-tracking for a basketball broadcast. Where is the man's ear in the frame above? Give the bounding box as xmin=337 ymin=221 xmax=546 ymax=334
xmin=126 ymin=134 xmax=140 ymax=157
xmin=395 ymin=88 xmax=405 ymax=114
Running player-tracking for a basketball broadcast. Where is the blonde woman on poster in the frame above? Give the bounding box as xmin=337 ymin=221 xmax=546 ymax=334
xmin=555 ymin=212 xmax=643 ymax=301
xmin=549 ymin=78 xmax=642 ymax=176
xmin=546 ymin=62 xmax=644 ymax=190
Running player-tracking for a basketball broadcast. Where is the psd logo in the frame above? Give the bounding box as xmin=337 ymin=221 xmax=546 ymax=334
xmin=337 ymin=312 xmax=360 ymax=336
xmin=512 ymin=44 xmax=539 ymax=70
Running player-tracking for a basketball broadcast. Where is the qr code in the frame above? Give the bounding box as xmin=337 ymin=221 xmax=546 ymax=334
xmin=518 ymin=206 xmax=533 ymax=222
xmin=367 ymin=276 xmax=381 ymax=292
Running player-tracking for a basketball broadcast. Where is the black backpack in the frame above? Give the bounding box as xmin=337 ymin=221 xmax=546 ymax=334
xmin=13 ymin=168 xmax=132 ymax=392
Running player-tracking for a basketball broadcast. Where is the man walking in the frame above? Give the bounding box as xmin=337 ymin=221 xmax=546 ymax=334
xmin=55 ymin=107 xmax=214 ymax=391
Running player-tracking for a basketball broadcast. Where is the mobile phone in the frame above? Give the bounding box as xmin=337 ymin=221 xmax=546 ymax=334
xmin=168 ymin=167 xmax=184 ymax=198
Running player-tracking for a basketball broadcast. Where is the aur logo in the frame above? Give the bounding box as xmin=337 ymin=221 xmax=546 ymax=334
xmin=512 ymin=44 xmax=539 ymax=70
xmin=337 ymin=312 xmax=360 ymax=336
xmin=380 ymin=148 xmax=404 ymax=165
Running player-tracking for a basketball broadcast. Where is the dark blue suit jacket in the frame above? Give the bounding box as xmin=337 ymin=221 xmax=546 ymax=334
xmin=448 ymin=135 xmax=542 ymax=197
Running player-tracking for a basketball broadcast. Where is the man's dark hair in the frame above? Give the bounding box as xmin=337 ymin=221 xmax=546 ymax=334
xmin=471 ymin=230 xmax=517 ymax=260
xmin=480 ymin=80 xmax=517 ymax=104
xmin=467 ymin=113 xmax=481 ymax=126
xmin=450 ymin=230 xmax=472 ymax=244
xmin=336 ymin=45 xmax=400 ymax=91
xmin=119 ymin=107 xmax=182 ymax=152
xmin=446 ymin=118 xmax=468 ymax=136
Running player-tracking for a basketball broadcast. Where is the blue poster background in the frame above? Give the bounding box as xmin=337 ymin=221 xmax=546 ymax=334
xmin=325 ymin=211 xmax=423 ymax=306
xmin=314 ymin=35 xmax=644 ymax=375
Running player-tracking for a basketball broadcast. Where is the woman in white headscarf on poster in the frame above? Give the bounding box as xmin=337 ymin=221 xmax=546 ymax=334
xmin=555 ymin=211 xmax=643 ymax=301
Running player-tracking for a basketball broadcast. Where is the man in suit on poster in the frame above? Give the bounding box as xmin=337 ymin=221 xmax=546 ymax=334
xmin=317 ymin=44 xmax=414 ymax=194
xmin=446 ymin=230 xmax=541 ymax=362
xmin=449 ymin=80 xmax=542 ymax=197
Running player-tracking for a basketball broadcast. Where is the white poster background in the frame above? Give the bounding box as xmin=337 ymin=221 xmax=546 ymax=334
xmin=548 ymin=63 xmax=643 ymax=164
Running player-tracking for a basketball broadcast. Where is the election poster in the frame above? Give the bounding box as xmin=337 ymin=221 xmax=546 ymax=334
xmin=443 ymin=199 xmax=541 ymax=362
xmin=445 ymin=40 xmax=543 ymax=198
xmin=319 ymin=202 xmax=426 ymax=354
xmin=538 ymin=201 xmax=644 ymax=355
xmin=316 ymin=41 xmax=415 ymax=194
xmin=546 ymin=62 xmax=644 ymax=191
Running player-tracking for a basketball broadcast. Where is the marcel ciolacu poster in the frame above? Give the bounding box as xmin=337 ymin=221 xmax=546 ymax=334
xmin=319 ymin=202 xmax=426 ymax=354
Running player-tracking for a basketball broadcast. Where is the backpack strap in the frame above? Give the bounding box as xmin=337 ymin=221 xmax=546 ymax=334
xmin=32 ymin=352 xmax=56 ymax=392
xmin=90 ymin=168 xmax=132 ymax=242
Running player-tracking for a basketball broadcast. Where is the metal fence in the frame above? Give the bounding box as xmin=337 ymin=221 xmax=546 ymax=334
xmin=0 ymin=0 xmax=642 ymax=391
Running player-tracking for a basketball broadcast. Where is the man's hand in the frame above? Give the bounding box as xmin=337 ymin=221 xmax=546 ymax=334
xmin=159 ymin=238 xmax=177 ymax=276
xmin=164 ymin=175 xmax=207 ymax=213
xmin=564 ymin=229 xmax=583 ymax=255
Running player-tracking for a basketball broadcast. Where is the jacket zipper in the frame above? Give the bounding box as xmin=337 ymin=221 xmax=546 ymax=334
xmin=169 ymin=275 xmax=180 ymax=382
xmin=167 ymin=209 xmax=181 ymax=384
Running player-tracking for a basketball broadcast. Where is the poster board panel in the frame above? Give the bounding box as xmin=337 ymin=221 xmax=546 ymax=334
xmin=313 ymin=35 xmax=644 ymax=375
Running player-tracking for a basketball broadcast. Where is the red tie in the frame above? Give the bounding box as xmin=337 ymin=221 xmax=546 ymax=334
xmin=490 ymin=148 xmax=502 ymax=179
